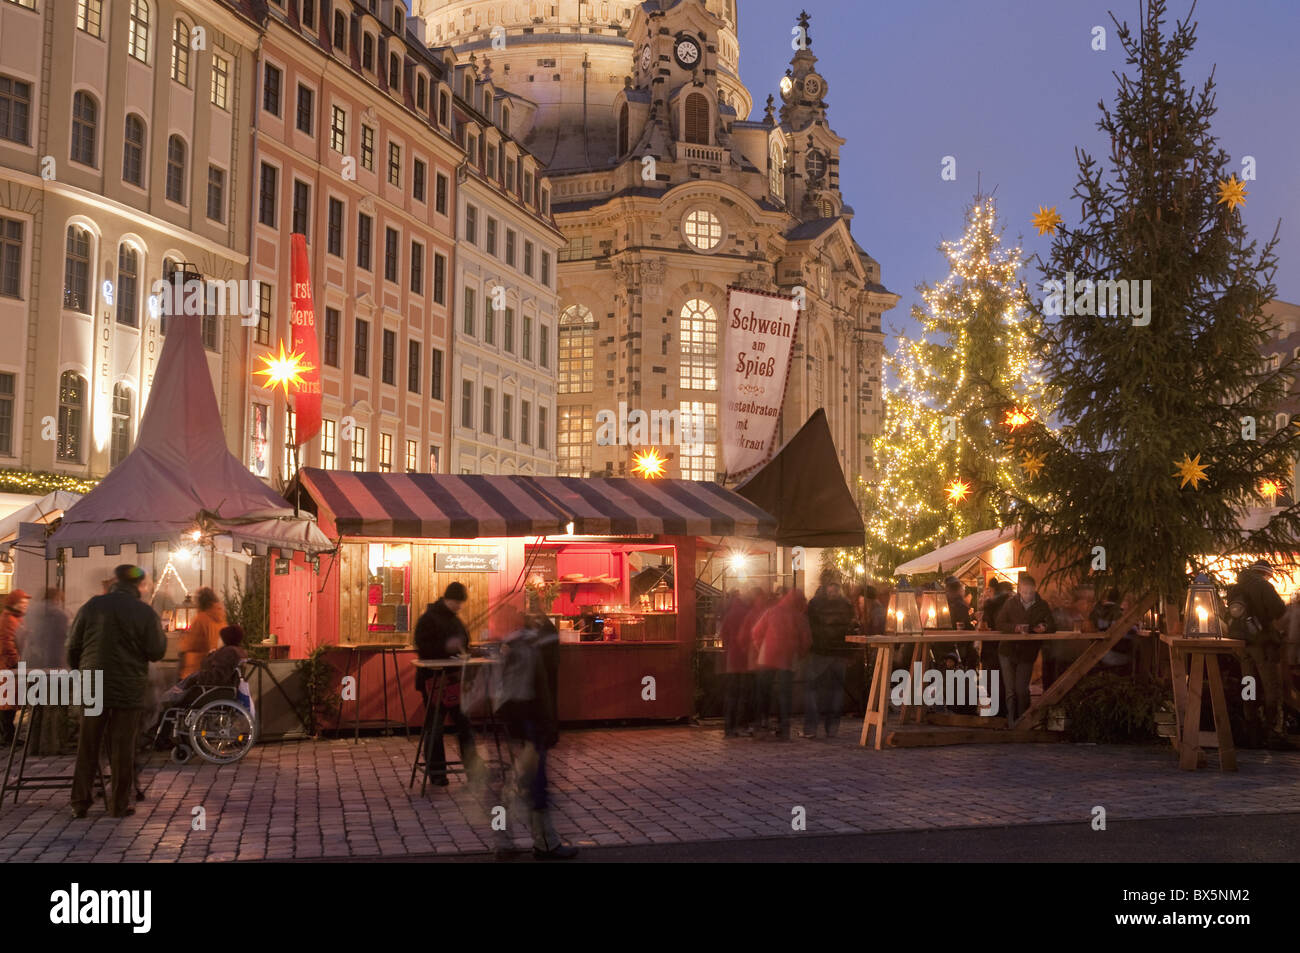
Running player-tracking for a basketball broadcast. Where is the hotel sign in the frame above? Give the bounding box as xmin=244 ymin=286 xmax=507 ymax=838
xmin=436 ymin=551 xmax=503 ymax=572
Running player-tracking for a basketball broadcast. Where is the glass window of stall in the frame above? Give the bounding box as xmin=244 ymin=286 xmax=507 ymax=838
xmin=367 ymin=542 xmax=412 ymax=634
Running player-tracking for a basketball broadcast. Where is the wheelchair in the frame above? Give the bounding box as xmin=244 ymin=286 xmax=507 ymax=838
xmin=150 ymin=661 xmax=257 ymax=766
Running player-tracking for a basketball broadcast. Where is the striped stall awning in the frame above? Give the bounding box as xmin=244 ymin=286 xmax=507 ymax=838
xmin=294 ymin=469 xmax=777 ymax=540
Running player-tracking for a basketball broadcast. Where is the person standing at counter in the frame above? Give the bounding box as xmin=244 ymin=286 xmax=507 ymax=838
xmin=805 ymin=577 xmax=855 ymax=739
xmin=414 ymin=582 xmax=483 ymax=787
xmin=719 ymin=590 xmax=754 ymax=738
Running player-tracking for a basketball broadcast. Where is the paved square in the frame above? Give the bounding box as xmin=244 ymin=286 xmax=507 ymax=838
xmin=1 ymin=727 xmax=1296 ymax=862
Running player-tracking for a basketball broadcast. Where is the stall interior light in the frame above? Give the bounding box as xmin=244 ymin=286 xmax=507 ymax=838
xmin=729 ymin=552 xmax=748 ymax=572
xmin=565 ymin=522 xmax=575 ymax=536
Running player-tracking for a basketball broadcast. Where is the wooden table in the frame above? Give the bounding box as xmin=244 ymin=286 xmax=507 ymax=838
xmin=1161 ymin=634 xmax=1243 ymax=772
xmin=337 ymin=642 xmax=412 ymax=742
xmin=849 ymin=630 xmax=1105 ymax=749
xmin=409 ymin=657 xmax=500 ymax=794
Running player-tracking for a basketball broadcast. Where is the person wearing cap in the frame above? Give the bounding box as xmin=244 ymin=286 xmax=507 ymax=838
xmin=997 ymin=572 xmax=1056 ymax=724
xmin=0 ymin=589 xmax=29 ymax=746
xmin=67 ymin=564 xmax=166 ymax=818
xmin=413 ymin=582 xmax=483 ymax=786
xmin=1226 ymin=560 xmax=1287 ymax=740
xmin=196 ymin=625 xmax=250 ymax=687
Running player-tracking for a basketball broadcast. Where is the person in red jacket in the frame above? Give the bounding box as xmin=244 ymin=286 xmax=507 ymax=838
xmin=751 ymin=588 xmax=812 ymax=740
xmin=0 ymin=589 xmax=29 ymax=746
xmin=720 ymin=590 xmax=754 ymax=738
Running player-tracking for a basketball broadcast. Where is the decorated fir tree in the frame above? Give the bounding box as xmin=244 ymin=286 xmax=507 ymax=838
xmin=1006 ymin=0 xmax=1297 ymax=606
xmin=855 ymin=194 xmax=1049 ymax=573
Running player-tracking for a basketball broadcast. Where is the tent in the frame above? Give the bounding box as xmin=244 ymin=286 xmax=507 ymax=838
xmin=0 ymin=490 xmax=82 ymax=554
xmin=46 ymin=295 xmax=331 ymax=559
xmin=893 ymin=526 xmax=1019 ymax=578
xmin=732 ymin=409 xmax=865 ymax=547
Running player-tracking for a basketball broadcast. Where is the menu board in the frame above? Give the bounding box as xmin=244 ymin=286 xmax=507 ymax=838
xmin=436 ymin=550 xmax=503 ymax=572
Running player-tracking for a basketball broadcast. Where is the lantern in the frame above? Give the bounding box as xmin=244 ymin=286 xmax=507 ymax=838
xmin=651 ymin=578 xmax=675 ymax=612
xmin=918 ymin=586 xmax=952 ymax=630
xmin=164 ymin=593 xmax=196 ymax=632
xmin=1183 ymin=572 xmax=1223 ymax=638
xmin=886 ymin=577 xmax=921 ymax=634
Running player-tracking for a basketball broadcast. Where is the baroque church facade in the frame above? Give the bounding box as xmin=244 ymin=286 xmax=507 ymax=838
xmin=414 ymin=0 xmax=896 ymax=488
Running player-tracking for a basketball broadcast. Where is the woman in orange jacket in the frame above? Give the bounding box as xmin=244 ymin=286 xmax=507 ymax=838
xmin=178 ymin=588 xmax=225 ymax=680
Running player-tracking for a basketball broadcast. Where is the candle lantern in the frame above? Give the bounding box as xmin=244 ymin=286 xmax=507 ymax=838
xmin=918 ymin=586 xmax=951 ymax=630
xmin=651 ymin=578 xmax=675 ymax=612
xmin=1183 ymin=572 xmax=1223 ymax=638
xmin=886 ymin=577 xmax=922 ymax=634
xmin=163 ymin=593 xmax=196 ymax=632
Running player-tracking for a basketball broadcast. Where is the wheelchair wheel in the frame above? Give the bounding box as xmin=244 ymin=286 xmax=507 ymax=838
xmin=188 ymin=699 xmax=255 ymax=765
xmin=171 ymin=744 xmax=193 ymax=764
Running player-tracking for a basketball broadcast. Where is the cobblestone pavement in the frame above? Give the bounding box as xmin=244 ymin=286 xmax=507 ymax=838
xmin=1 ymin=726 xmax=1296 ymax=862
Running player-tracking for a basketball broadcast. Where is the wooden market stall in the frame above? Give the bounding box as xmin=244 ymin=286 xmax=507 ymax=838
xmin=276 ymin=469 xmax=776 ymax=727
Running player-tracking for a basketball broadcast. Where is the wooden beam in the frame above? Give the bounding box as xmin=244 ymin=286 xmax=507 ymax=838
xmin=1012 ymin=592 xmax=1158 ymax=730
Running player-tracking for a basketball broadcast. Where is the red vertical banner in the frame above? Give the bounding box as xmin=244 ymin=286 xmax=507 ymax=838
xmin=289 ymin=234 xmax=322 ymax=446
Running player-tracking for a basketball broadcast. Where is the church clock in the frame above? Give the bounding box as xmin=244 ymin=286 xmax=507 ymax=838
xmin=674 ymin=35 xmax=702 ymax=69
xmin=640 ymin=43 xmax=653 ymax=72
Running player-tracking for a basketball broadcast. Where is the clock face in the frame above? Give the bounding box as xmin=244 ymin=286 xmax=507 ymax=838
xmin=806 ymin=148 xmax=827 ymax=182
xmin=640 ymin=45 xmax=652 ymax=71
xmin=803 ymin=75 xmax=823 ymax=99
xmin=674 ymin=37 xmax=701 ymax=68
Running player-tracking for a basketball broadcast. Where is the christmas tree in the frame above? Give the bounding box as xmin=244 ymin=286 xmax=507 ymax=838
xmin=853 ymin=194 xmax=1049 ymax=573
xmin=1007 ymin=0 xmax=1296 ymax=605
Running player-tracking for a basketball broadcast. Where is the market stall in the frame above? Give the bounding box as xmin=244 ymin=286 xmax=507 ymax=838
xmin=281 ymin=469 xmax=776 ymax=724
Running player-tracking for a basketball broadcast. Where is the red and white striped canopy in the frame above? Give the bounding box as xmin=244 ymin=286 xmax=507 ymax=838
xmin=294 ymin=469 xmax=776 ymax=540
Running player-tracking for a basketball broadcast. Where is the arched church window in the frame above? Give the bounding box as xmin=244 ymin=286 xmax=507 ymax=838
xmin=618 ymin=103 xmax=629 ymax=156
xmin=769 ymin=141 xmax=784 ymax=202
xmin=558 ymin=305 xmax=595 ymax=394
xmin=679 ymin=298 xmax=718 ymax=391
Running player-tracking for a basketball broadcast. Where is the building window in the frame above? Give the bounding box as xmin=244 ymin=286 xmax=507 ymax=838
xmin=679 ymin=298 xmax=718 ymax=390
xmin=558 ymin=406 xmax=590 ymax=475
xmin=110 ymin=383 xmax=133 ymax=466
xmin=201 ymin=289 xmax=218 ymax=350
xmin=541 ymin=251 xmax=551 ymax=287
xmin=116 ymin=245 xmax=139 ymax=327
xmin=407 ymin=340 xmax=421 ymax=394
xmin=387 ymin=141 xmax=401 ymax=187
xmin=684 ymin=92 xmax=709 ymax=145
xmin=207 ymin=166 xmax=226 ymax=222
xmin=405 ymin=439 xmax=418 ymax=473
xmin=350 ymin=426 xmax=366 ymax=471
xmin=683 ymin=209 xmax=722 ymax=251
xmin=410 ymin=241 xmax=423 ymax=295
xmin=0 ymin=372 xmax=13 ymax=455
xmin=541 ymin=188 xmax=550 ymax=215
xmin=171 ymin=19 xmax=190 ymax=86
xmin=435 ymin=173 xmax=448 ymax=215
xmin=417 ymin=74 xmax=428 ymax=111
xmin=362 ymin=33 xmax=375 ymax=72
xmin=264 ymin=63 xmax=282 ymax=115
xmin=430 ymin=348 xmax=443 ymax=401
xmin=0 ymin=76 xmax=31 ymax=145
xmin=618 ymin=102 xmax=629 ymax=155
xmin=301 ymin=0 xmax=316 ymax=29
xmin=357 ymin=213 xmax=372 ymax=269
xmin=361 ymin=125 xmax=374 ymax=170
xmin=296 ymin=83 xmax=314 ymax=135
xmin=433 ymin=253 xmax=446 ymax=305
xmin=502 ymin=394 xmax=513 ymax=440
xmin=558 ymin=305 xmax=594 ymax=393
xmin=538 ymin=406 xmax=548 ymax=450
xmin=486 ymin=218 xmax=497 ymax=256
xmin=327 ymin=197 xmax=343 ymax=256
xmin=486 ymin=144 xmax=496 ymax=180
xmin=439 ymin=91 xmax=449 ymax=126
xmin=388 ymin=53 xmax=401 ymax=91
xmin=484 ymin=296 xmax=495 ymax=345
xmin=255 ymin=282 xmax=271 ymax=346
xmin=461 ymin=379 xmax=473 ymax=428
xmin=522 ymin=316 xmax=532 ymax=361
xmin=354 ymin=319 xmax=370 ymax=377
xmin=292 ymin=180 xmax=310 ymax=234
xmin=64 ymin=226 xmax=91 ymax=314
xmin=524 ymin=240 xmax=534 ymax=278
xmin=678 ymin=401 xmax=718 ymax=480
xmin=330 ymin=105 xmax=346 ymax=152
xmin=769 ymin=141 xmax=784 ymax=201
xmin=413 ymin=159 xmax=426 ymax=202
xmin=381 ymin=328 xmax=396 ymax=385
xmin=320 ymin=418 xmax=337 ymax=468
xmin=378 ymin=432 xmax=392 ymax=472
xmin=165 ymin=135 xmax=186 ymax=204
xmin=324 ymin=306 xmax=339 ymax=367
xmin=465 ymin=205 xmax=477 ymax=243
xmin=520 ymin=400 xmax=531 ymax=446
xmin=122 ymin=115 xmax=145 ymax=186
xmin=0 ymin=218 xmax=22 ymax=299
xmin=77 ymin=0 xmax=104 ymax=37
xmin=332 ymin=10 xmax=347 ymax=51
xmin=384 ymin=227 xmax=399 ymax=283
xmin=482 ymin=387 xmax=494 ymax=435
xmin=127 ymin=0 xmax=150 ymax=63
xmin=71 ymin=91 xmax=98 ymax=166
xmin=503 ymin=308 xmax=515 ymax=353
xmin=557 ymin=234 xmax=592 ymax=261
xmin=211 ymin=54 xmax=230 ymax=109
xmin=540 ymin=324 xmax=550 ymax=369
xmin=258 ymin=163 xmax=277 ymax=226
xmin=462 ymin=286 xmax=475 ymax=336
xmin=57 ymin=371 xmax=86 ymax=463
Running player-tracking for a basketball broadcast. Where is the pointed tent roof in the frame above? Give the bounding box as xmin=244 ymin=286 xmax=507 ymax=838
xmin=733 ymin=409 xmax=865 ymax=547
xmin=47 ymin=298 xmax=331 ymax=557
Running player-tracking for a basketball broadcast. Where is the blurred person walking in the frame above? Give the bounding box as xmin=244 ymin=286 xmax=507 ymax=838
xmin=752 ymin=588 xmax=811 ymax=740
xmin=178 ymin=588 xmax=225 ymax=680
xmin=1227 ymin=560 xmax=1287 ymax=741
xmin=805 ymin=574 xmax=855 ymax=738
xmin=19 ymin=588 xmax=73 ymax=754
xmin=720 ymin=589 xmax=755 ymax=738
xmin=0 ymin=589 xmax=28 ymax=746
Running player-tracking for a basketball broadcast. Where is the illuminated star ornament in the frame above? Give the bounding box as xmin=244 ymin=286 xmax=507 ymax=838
xmin=1019 ymin=451 xmax=1046 ymax=479
xmin=255 ymin=341 xmax=315 ymax=397
xmin=1260 ymin=479 xmax=1281 ymax=501
xmin=1031 ymin=205 xmax=1062 ymax=236
xmin=1215 ymin=175 xmax=1248 ymax=211
xmin=1173 ymin=453 xmax=1209 ymax=490
xmin=1003 ymin=408 xmax=1032 ymax=430
xmin=945 ymin=479 xmax=970 ymax=504
xmin=631 ymin=447 xmax=667 ymax=478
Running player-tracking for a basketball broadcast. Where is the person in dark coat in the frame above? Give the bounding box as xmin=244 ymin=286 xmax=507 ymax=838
xmin=805 ymin=576 xmax=855 ymax=738
xmin=413 ymin=582 xmax=482 ymax=787
xmin=719 ymin=590 xmax=754 ymax=738
xmin=979 ymin=579 xmax=1014 ymax=717
xmin=68 ymin=565 xmax=166 ymax=819
xmin=997 ymin=573 xmax=1056 ymax=725
xmin=1227 ymin=560 xmax=1287 ymax=739
xmin=196 ymin=625 xmax=249 ymax=687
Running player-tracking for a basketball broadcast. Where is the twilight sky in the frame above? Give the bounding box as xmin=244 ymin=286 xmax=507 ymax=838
xmin=735 ymin=0 xmax=1300 ymax=344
